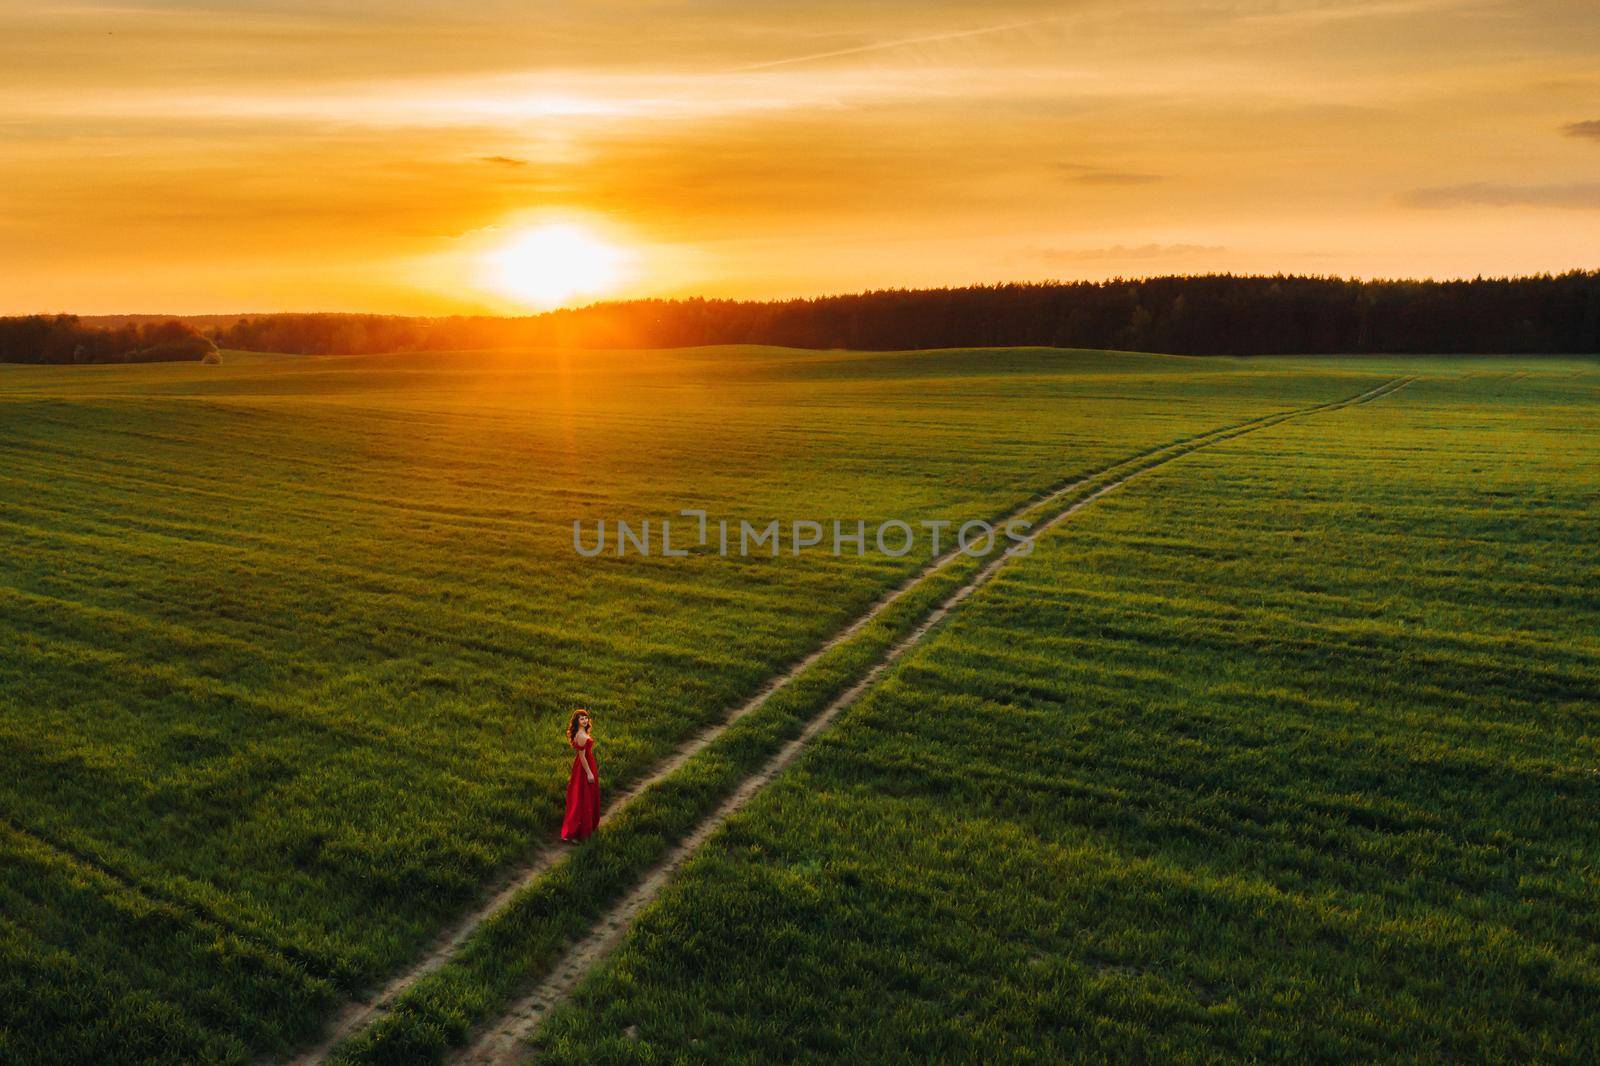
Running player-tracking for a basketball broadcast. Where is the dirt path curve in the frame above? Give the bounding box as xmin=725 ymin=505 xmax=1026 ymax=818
xmin=448 ymin=376 xmax=1413 ymax=1065
xmin=289 ymin=388 xmax=1323 ymax=1064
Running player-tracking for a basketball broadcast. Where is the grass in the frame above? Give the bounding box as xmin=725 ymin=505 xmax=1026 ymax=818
xmin=0 ymin=345 xmax=1394 ymax=1062
xmin=528 ymin=360 xmax=1600 ymax=1063
xmin=326 ymin=543 xmax=989 ymax=1064
xmin=322 ymin=379 xmax=1418 ymax=1063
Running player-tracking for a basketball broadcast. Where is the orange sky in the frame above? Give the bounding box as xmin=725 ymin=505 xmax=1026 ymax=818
xmin=2 ymin=0 xmax=1598 ymax=314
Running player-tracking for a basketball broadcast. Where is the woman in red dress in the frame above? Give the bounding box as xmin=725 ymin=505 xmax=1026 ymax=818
xmin=560 ymin=708 xmax=600 ymax=842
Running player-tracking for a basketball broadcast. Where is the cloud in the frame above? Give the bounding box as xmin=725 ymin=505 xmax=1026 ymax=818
xmin=1562 ymin=119 xmax=1600 ymax=142
xmin=1400 ymin=182 xmax=1600 ymax=209
xmin=1029 ymin=243 xmax=1227 ymax=262
xmin=731 ymin=16 xmax=1063 ymax=72
xmin=481 ymin=155 xmax=528 ymax=166
xmin=1059 ymin=164 xmax=1163 ymax=186
xmin=1234 ymin=0 xmax=1493 ymax=29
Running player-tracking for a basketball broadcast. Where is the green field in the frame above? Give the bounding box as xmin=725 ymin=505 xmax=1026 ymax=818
xmin=2 ymin=349 xmax=1597 ymax=1063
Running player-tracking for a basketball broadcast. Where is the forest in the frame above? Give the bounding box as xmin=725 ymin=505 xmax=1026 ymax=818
xmin=208 ymin=273 xmax=1600 ymax=356
xmin=0 ymin=315 xmax=218 ymax=364
xmin=8 ymin=273 xmax=1599 ymax=362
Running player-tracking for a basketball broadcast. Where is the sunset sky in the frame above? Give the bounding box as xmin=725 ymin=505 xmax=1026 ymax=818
xmin=3 ymin=0 xmax=1598 ymax=314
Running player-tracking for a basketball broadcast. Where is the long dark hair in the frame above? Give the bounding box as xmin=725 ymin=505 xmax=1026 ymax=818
xmin=567 ymin=708 xmax=591 ymax=742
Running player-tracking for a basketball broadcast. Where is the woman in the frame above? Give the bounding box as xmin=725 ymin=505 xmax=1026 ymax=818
xmin=560 ymin=708 xmax=600 ymax=842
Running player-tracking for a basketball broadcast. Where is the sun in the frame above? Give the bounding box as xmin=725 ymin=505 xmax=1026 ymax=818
xmin=482 ymin=222 xmax=628 ymax=308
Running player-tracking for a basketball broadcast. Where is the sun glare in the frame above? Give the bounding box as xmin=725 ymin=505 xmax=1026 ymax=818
xmin=483 ymin=222 xmax=627 ymax=308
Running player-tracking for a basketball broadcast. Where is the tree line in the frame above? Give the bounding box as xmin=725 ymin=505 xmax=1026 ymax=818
xmin=0 ymin=315 xmax=219 ymax=364
xmin=8 ymin=273 xmax=1599 ymax=362
xmin=210 ymin=273 xmax=1600 ymax=356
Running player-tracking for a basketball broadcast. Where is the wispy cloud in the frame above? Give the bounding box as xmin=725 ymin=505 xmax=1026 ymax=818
xmin=1562 ymin=119 xmax=1600 ymax=142
xmin=1235 ymin=0 xmax=1497 ymax=29
xmin=481 ymin=155 xmax=528 ymax=166
xmin=0 ymin=62 xmax=1037 ymax=131
xmin=732 ymin=16 xmax=1061 ymax=72
xmin=1401 ymin=182 xmax=1600 ymax=209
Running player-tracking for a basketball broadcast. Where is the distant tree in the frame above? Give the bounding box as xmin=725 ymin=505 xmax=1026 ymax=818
xmin=0 ymin=316 xmax=217 ymax=364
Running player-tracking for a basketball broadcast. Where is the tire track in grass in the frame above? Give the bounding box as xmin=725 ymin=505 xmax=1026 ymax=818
xmin=449 ymin=376 xmax=1413 ymax=1065
xmin=0 ymin=815 xmax=344 ymax=992
xmin=288 ymin=466 xmax=1094 ymax=1061
xmin=298 ymin=377 xmax=1411 ymax=1064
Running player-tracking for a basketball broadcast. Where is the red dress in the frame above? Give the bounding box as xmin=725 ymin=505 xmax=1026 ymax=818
xmin=560 ymin=736 xmax=600 ymax=841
